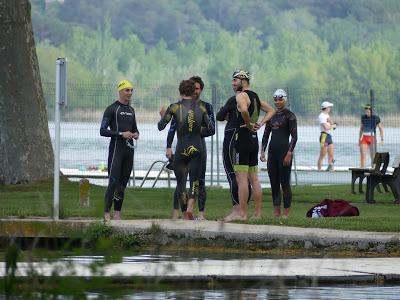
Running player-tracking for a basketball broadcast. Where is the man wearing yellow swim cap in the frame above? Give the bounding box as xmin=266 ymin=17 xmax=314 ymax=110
xmin=100 ymin=79 xmax=139 ymax=221
xmin=117 ymin=79 xmax=134 ymax=104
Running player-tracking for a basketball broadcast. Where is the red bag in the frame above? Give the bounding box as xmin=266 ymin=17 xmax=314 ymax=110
xmin=306 ymin=199 xmax=360 ymax=218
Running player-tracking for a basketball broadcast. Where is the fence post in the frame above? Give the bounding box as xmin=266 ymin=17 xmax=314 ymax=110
xmin=370 ymin=89 xmax=377 ymax=157
xmin=53 ymin=57 xmax=68 ymax=220
xmin=212 ymin=85 xmax=220 ymax=186
xmin=286 ymin=87 xmax=298 ymax=185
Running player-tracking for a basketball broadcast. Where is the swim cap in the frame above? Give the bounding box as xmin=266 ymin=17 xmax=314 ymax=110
xmin=273 ymin=89 xmax=287 ymax=100
xmin=232 ymin=69 xmax=250 ymax=80
xmin=117 ymin=80 xmax=133 ymax=91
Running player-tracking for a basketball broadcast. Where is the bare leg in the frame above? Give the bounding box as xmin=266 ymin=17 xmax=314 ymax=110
xmin=360 ymin=143 xmax=368 ymax=168
xmin=370 ymin=140 xmax=376 ymax=168
xmin=248 ymin=171 xmax=262 ymax=218
xmin=327 ymin=144 xmax=334 ymax=168
xmin=317 ymin=146 xmax=327 ymax=171
xmin=236 ymin=171 xmax=249 ymax=219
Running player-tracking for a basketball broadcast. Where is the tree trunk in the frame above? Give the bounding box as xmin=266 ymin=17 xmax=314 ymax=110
xmin=0 ymin=0 xmax=53 ymax=184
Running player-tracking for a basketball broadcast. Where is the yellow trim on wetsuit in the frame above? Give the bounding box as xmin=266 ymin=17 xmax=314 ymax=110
xmin=234 ymin=165 xmax=258 ymax=172
xmin=248 ymin=166 xmax=258 ymax=172
xmin=234 ymin=165 xmax=249 ymax=172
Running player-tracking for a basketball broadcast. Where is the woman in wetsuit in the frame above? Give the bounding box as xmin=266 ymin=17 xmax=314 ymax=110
xmin=261 ymin=89 xmax=297 ymax=218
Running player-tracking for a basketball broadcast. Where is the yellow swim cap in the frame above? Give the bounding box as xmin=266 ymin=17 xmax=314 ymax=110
xmin=117 ymin=79 xmax=134 ymax=91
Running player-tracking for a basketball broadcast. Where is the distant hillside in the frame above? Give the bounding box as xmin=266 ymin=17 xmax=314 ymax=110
xmin=31 ymin=0 xmax=400 ymax=112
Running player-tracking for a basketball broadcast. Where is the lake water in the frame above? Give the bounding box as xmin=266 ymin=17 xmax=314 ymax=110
xmin=49 ymin=122 xmax=400 ymax=186
xmin=2 ymin=253 xmax=400 ymax=299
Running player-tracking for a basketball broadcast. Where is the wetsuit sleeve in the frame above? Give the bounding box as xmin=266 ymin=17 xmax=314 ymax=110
xmin=166 ymin=116 xmax=177 ymax=148
xmin=261 ymin=121 xmax=272 ymax=152
xmin=216 ymin=100 xmax=232 ymax=121
xmin=100 ymin=105 xmax=118 ymax=137
xmin=201 ymin=102 xmax=215 ymax=137
xmin=158 ymin=104 xmax=174 ymax=131
xmin=131 ymin=107 xmax=139 ymax=134
xmin=288 ymin=113 xmax=298 ymax=152
xmin=201 ymin=109 xmax=214 ymax=135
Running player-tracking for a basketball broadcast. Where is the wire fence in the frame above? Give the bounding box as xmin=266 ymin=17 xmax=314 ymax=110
xmin=43 ymin=82 xmax=400 ymax=186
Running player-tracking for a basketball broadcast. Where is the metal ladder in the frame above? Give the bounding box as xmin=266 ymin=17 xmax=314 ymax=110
xmin=139 ymin=159 xmax=173 ymax=188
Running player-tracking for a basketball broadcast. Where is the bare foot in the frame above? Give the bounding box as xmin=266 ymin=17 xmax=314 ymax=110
xmin=113 ymin=211 xmax=121 ymax=220
xmin=104 ymin=212 xmax=111 ymax=222
xmin=273 ymin=207 xmax=281 ymax=218
xmin=196 ymin=212 xmax=206 ymax=221
xmin=249 ymin=215 xmax=261 ymax=221
xmin=183 ymin=211 xmax=194 ymax=220
xmin=171 ymin=209 xmax=180 ymax=220
xmin=223 ymin=212 xmax=247 ymax=222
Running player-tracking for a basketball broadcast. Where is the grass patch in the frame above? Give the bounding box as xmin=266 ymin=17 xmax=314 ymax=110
xmin=1 ymin=179 xmax=399 ymax=231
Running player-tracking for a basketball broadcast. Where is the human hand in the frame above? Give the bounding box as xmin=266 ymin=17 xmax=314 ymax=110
xmin=260 ymin=151 xmax=266 ymax=162
xmin=122 ymin=131 xmax=135 ymax=139
xmin=253 ymin=122 xmax=262 ymax=131
xmin=166 ymin=148 xmax=173 ymax=159
xmin=283 ymin=152 xmax=292 ymax=166
xmin=159 ymin=106 xmax=167 ymax=117
xmin=240 ymin=122 xmax=256 ymax=131
xmin=132 ymin=132 xmax=139 ymax=140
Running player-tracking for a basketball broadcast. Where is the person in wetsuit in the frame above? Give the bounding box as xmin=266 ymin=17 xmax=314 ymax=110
xmin=216 ymin=94 xmax=242 ymax=217
xmin=166 ymin=76 xmax=215 ymax=220
xmin=158 ymin=79 xmax=214 ymax=220
xmin=261 ymin=89 xmax=297 ymax=218
xmin=217 ymin=88 xmax=274 ymax=220
xmin=228 ymin=69 xmax=275 ymax=221
xmin=100 ymin=79 xmax=139 ymax=221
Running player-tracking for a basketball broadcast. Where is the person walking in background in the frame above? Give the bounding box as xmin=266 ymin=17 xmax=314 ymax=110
xmin=226 ymin=69 xmax=274 ymax=221
xmin=158 ymin=79 xmax=214 ymax=220
xmin=359 ymin=104 xmax=384 ymax=168
xmin=165 ymin=76 xmax=215 ymax=220
xmin=260 ymin=89 xmax=297 ymax=218
xmin=317 ymin=101 xmax=337 ymax=171
xmin=100 ymin=80 xmax=139 ymax=221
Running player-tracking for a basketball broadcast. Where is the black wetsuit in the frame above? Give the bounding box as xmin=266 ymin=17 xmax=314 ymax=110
xmin=167 ymin=100 xmax=215 ymax=212
xmin=262 ymin=108 xmax=297 ymax=208
xmin=216 ymin=96 xmax=251 ymax=206
xmin=158 ymin=99 xmax=214 ymax=209
xmin=234 ymin=90 xmax=261 ymax=171
xmin=100 ymin=101 xmax=139 ymax=213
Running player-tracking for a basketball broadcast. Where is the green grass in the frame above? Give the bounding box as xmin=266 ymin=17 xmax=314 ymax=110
xmin=0 ymin=179 xmax=399 ymax=232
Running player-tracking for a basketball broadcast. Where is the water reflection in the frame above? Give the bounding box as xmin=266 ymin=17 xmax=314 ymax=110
xmin=81 ymin=286 xmax=400 ymax=299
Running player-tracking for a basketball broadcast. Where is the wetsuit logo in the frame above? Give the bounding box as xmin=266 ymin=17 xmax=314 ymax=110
xmin=188 ymin=110 xmax=195 ymax=132
xmin=181 ymin=145 xmax=199 ymax=157
xmin=120 ymin=112 xmax=133 ymax=116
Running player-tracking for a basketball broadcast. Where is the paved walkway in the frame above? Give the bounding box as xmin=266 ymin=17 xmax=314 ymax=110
xmin=1 ymin=257 xmax=400 ymax=283
xmin=112 ymin=219 xmax=400 ymax=248
xmin=1 ymin=218 xmax=400 ymax=250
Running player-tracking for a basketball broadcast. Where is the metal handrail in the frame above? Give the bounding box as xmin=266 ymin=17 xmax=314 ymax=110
xmin=139 ymin=159 xmax=172 ymax=188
